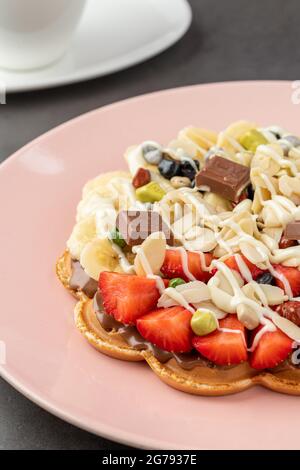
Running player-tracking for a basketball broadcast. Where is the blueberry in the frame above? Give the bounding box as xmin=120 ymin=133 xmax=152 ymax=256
xmin=180 ymin=159 xmax=200 ymax=181
xmin=142 ymin=144 xmax=162 ymax=165
xmin=246 ymin=184 xmax=255 ymax=200
xmin=158 ymin=157 xmax=181 ymax=179
xmin=256 ymin=272 xmax=274 ymax=285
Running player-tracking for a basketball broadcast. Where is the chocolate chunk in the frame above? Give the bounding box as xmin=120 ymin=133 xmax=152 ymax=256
xmin=70 ymin=260 xmax=98 ymax=298
xmin=195 ymin=156 xmax=250 ymax=202
xmin=132 ymin=167 xmax=151 ymax=189
xmin=284 ymin=221 xmax=300 ymax=240
xmin=116 ymin=210 xmax=174 ymax=246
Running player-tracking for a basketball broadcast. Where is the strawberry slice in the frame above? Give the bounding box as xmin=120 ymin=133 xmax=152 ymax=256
xmin=272 ymin=264 xmax=300 ymax=297
xmin=250 ymin=325 xmax=293 ymax=370
xmin=279 ymin=235 xmax=298 ymax=250
xmin=221 ymin=254 xmax=265 ymax=281
xmin=192 ymin=316 xmax=247 ymax=366
xmin=99 ymin=272 xmax=161 ymax=325
xmin=232 ymin=190 xmax=248 ymax=207
xmin=161 ymin=250 xmax=213 ymax=283
xmin=274 ymin=301 xmax=300 ymax=327
xmin=136 ymin=306 xmax=193 ymax=353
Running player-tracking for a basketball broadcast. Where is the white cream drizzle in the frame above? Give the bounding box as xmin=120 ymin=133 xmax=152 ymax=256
xmin=266 ymin=261 xmax=293 ymax=299
xmin=110 ymin=243 xmax=135 ymax=274
xmin=171 ymin=246 xmax=197 ymax=281
xmin=163 ymin=178 xmax=296 ymax=339
xmin=135 ymin=241 xmax=196 ymax=313
xmin=234 ymin=253 xmax=253 ymax=283
xmin=105 ymin=135 xmax=300 ymax=352
xmin=212 ymin=259 xmax=282 ymax=349
xmin=258 ymin=144 xmax=299 ymax=176
xmin=177 ymin=135 xmax=207 ymax=156
xmin=147 ymin=274 xmax=166 ymax=295
xmin=258 ymin=128 xmax=278 ymax=143
xmin=155 ymin=175 xmax=296 ymax=343
xmin=218 ymin=132 xmax=245 ymax=152
xmin=218 ymin=327 xmax=248 ymax=348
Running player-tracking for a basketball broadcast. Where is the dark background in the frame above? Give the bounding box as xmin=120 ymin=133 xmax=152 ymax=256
xmin=0 ymin=0 xmax=299 ymax=450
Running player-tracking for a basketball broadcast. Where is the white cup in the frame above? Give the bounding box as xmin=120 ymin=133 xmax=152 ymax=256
xmin=0 ymin=0 xmax=87 ymax=71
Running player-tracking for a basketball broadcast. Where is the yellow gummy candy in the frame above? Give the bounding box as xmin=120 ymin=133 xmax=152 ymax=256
xmin=239 ymin=129 xmax=268 ymax=153
xmin=135 ymin=181 xmax=166 ymax=203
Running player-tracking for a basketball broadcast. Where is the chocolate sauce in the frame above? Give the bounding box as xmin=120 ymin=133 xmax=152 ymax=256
xmin=93 ymin=291 xmax=299 ymax=374
xmin=270 ymin=355 xmax=300 ymax=373
xmin=70 ymin=260 xmax=98 ymax=298
xmin=93 ymin=290 xmax=209 ymax=369
xmin=93 ymin=292 xmax=123 ymax=330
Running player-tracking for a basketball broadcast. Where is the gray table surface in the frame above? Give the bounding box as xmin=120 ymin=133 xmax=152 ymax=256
xmin=1 ymin=0 xmax=300 ymax=450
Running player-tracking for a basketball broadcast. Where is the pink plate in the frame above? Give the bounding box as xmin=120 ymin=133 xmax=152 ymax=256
xmin=1 ymin=81 xmax=300 ymax=450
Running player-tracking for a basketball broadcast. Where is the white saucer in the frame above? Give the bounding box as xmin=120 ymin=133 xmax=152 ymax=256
xmin=0 ymin=0 xmax=192 ymax=93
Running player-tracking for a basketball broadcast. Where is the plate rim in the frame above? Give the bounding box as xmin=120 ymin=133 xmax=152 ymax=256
xmin=0 ymin=80 xmax=295 ymax=450
xmin=0 ymin=80 xmax=292 ymax=170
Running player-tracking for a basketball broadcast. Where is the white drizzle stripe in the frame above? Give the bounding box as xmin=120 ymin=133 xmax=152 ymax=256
xmin=171 ymin=246 xmax=197 ymax=281
xmin=248 ymin=319 xmax=276 ymax=352
xmin=258 ymin=145 xmax=298 ymax=176
xmin=212 ymin=259 xmax=283 ymax=348
xmin=96 ymin=132 xmax=300 ymax=350
xmin=266 ymin=261 xmax=293 ymax=299
xmin=218 ymin=132 xmax=244 ymax=151
xmin=147 ymin=274 xmax=166 ymax=295
xmin=234 ymin=253 xmax=252 ymax=283
xmin=180 ymin=136 xmax=207 ymax=156
xmin=137 ymin=238 xmax=195 ymax=312
xmin=260 ymin=173 xmax=277 ymax=196
xmin=218 ymin=328 xmax=247 ymax=348
xmin=110 ymin=244 xmax=135 ymax=273
xmin=161 ymin=287 xmax=195 ymax=314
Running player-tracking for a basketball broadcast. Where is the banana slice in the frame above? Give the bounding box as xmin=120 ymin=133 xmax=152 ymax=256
xmin=80 ymin=238 xmax=122 ymax=280
xmin=134 ymin=232 xmax=166 ymax=276
xmin=82 ymin=171 xmax=131 ymax=199
xmin=217 ymin=120 xmax=258 ymax=154
xmin=67 ymin=216 xmax=97 ymax=260
xmin=168 ymin=138 xmax=199 ymax=159
xmin=178 ymin=127 xmax=218 ymax=155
